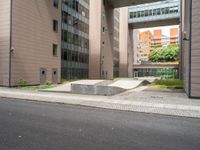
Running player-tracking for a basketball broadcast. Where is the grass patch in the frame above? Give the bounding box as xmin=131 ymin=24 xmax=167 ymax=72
xmin=153 ymin=79 xmax=184 ymax=89
xmin=17 ymin=85 xmax=55 ymax=91
xmin=61 ymin=79 xmax=78 ymax=84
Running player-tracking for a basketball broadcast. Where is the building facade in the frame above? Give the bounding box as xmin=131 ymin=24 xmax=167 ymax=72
xmin=181 ymin=0 xmax=200 ymax=98
xmin=89 ymin=0 xmax=127 ymax=80
xmin=0 ymin=0 xmax=200 ymax=98
xmin=137 ymin=31 xmax=153 ymax=63
xmin=0 ymin=0 xmax=62 ymax=86
xmin=0 ymin=0 xmax=89 ymax=86
xmin=170 ymin=28 xmax=179 ymax=44
xmin=134 ymin=27 xmax=179 ymax=65
xmin=152 ymin=29 xmax=162 ymax=47
xmin=61 ymin=0 xmax=89 ymax=79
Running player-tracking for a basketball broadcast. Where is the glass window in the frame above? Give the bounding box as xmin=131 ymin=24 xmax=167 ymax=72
xmin=53 ymin=0 xmax=59 ymax=8
xmin=130 ymin=12 xmax=134 ymax=18
xmin=138 ymin=12 xmax=141 ymax=17
xmin=52 ymin=44 xmax=58 ymax=57
xmin=165 ymin=7 xmax=169 ymax=14
xmin=141 ymin=11 xmax=145 ymax=17
xmin=53 ymin=20 xmax=58 ymax=32
xmin=133 ymin=12 xmax=137 ymax=18
xmin=157 ymin=8 xmax=161 ymax=15
xmin=153 ymin=9 xmax=156 ymax=16
xmin=149 ymin=10 xmax=152 ymax=16
xmin=161 ymin=8 xmax=165 ymax=14
xmin=145 ymin=10 xmax=148 ymax=16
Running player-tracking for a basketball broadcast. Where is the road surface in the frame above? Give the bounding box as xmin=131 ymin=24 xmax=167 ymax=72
xmin=0 ymin=97 xmax=200 ymax=150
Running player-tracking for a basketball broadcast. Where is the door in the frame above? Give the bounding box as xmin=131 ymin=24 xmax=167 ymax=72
xmin=40 ymin=68 xmax=47 ymax=85
xmin=52 ymin=68 xmax=58 ymax=84
xmin=134 ymin=71 xmax=138 ymax=78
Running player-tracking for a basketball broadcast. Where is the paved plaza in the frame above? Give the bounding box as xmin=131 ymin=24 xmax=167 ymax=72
xmin=0 ymin=83 xmax=200 ymax=118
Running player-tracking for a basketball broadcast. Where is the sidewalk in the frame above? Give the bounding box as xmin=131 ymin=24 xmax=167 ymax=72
xmin=0 ymin=87 xmax=200 ymax=118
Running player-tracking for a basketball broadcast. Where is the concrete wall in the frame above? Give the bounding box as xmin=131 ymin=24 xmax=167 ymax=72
xmin=129 ymin=19 xmax=179 ymax=29
xmin=0 ymin=0 xmax=11 ymax=86
xmin=119 ymin=7 xmax=129 ymax=77
xmin=127 ymin=28 xmax=133 ymax=77
xmin=190 ymin=0 xmax=200 ymax=97
xmin=181 ymin=0 xmax=190 ymax=95
xmin=181 ymin=0 xmax=200 ymax=98
xmin=101 ymin=1 xmax=114 ymax=79
xmin=11 ymin=0 xmax=61 ymax=86
xmin=89 ymin=0 xmax=119 ymax=80
xmin=89 ymin=0 xmax=102 ymax=79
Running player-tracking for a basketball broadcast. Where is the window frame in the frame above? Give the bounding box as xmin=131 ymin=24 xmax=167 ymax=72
xmin=53 ymin=0 xmax=59 ymax=8
xmin=52 ymin=44 xmax=58 ymax=57
xmin=53 ymin=20 xmax=58 ymax=32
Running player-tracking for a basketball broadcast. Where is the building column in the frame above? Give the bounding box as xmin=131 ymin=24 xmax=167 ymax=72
xmin=127 ymin=28 xmax=134 ymax=78
xmin=101 ymin=1 xmax=114 ymax=79
xmin=89 ymin=0 xmax=102 ymax=79
xmin=89 ymin=0 xmax=114 ymax=80
xmin=181 ymin=0 xmax=200 ymax=98
xmin=188 ymin=0 xmax=200 ymax=98
xmin=119 ymin=7 xmax=133 ymax=77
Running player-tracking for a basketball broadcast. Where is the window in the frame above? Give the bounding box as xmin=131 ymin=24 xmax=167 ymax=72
xmin=53 ymin=20 xmax=58 ymax=32
xmin=103 ymin=27 xmax=105 ymax=32
xmin=149 ymin=10 xmax=152 ymax=16
xmin=53 ymin=0 xmax=59 ymax=8
xmin=141 ymin=11 xmax=145 ymax=17
xmin=138 ymin=12 xmax=141 ymax=17
xmin=157 ymin=8 xmax=161 ymax=15
xmin=130 ymin=12 xmax=133 ymax=18
xmin=52 ymin=44 xmax=58 ymax=57
xmin=145 ymin=10 xmax=148 ymax=16
xmin=133 ymin=12 xmax=137 ymax=18
xmin=153 ymin=9 xmax=157 ymax=15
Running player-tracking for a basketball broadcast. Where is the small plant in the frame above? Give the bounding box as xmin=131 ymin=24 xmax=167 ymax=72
xmin=45 ymin=80 xmax=53 ymax=86
xmin=16 ymin=79 xmax=28 ymax=86
xmin=154 ymin=79 xmax=184 ymax=89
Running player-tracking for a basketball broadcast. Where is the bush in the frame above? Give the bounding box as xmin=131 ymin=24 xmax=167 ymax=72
xmin=16 ymin=79 xmax=28 ymax=86
xmin=154 ymin=79 xmax=183 ymax=89
xmin=149 ymin=44 xmax=179 ymax=62
xmin=45 ymin=80 xmax=53 ymax=86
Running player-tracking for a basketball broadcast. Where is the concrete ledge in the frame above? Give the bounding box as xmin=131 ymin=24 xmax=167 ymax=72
xmin=40 ymin=78 xmax=158 ymax=96
xmin=71 ymin=84 xmax=126 ymax=96
xmin=71 ymin=78 xmax=157 ymax=96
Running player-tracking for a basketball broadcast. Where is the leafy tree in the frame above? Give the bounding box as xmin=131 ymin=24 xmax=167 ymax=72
xmin=149 ymin=44 xmax=179 ymax=62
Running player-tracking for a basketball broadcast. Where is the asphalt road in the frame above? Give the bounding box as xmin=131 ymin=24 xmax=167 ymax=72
xmin=0 ymin=97 xmax=200 ymax=150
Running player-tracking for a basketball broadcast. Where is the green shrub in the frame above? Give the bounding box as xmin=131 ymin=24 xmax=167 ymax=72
xmin=149 ymin=44 xmax=179 ymax=62
xmin=45 ymin=80 xmax=53 ymax=86
xmin=16 ymin=79 xmax=28 ymax=86
xmin=154 ymin=79 xmax=183 ymax=89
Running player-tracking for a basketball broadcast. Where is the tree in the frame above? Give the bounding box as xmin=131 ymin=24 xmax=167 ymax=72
xmin=148 ymin=44 xmax=179 ymax=62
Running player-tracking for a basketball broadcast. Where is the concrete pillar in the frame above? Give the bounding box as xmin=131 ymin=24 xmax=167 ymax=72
xmin=189 ymin=0 xmax=200 ymax=98
xmin=179 ymin=0 xmax=183 ymax=80
xmin=89 ymin=0 xmax=102 ymax=79
xmin=127 ymin=29 xmax=134 ymax=78
xmin=101 ymin=1 xmax=114 ymax=80
xmin=181 ymin=0 xmax=191 ymax=96
xmin=181 ymin=0 xmax=200 ymax=98
xmin=119 ymin=7 xmax=133 ymax=77
xmin=89 ymin=0 xmax=114 ymax=80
